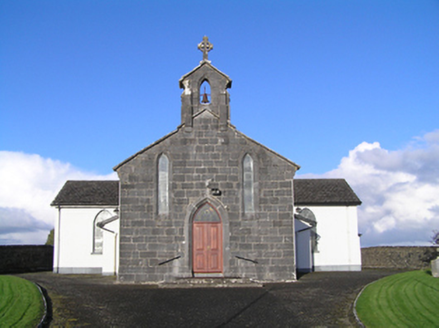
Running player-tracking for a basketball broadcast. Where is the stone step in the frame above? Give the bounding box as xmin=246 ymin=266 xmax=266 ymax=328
xmin=159 ymin=277 xmax=263 ymax=288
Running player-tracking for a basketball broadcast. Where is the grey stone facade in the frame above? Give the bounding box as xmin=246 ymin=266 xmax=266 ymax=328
xmin=114 ymin=44 xmax=299 ymax=283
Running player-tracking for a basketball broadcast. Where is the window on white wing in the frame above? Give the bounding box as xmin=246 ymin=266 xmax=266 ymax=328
xmin=93 ymin=210 xmax=112 ymax=254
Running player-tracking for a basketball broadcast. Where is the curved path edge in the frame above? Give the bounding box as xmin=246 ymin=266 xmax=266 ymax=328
xmin=34 ymin=282 xmax=50 ymax=328
xmin=352 ymin=274 xmax=392 ymax=328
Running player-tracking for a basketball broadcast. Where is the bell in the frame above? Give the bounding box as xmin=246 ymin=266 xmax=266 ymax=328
xmin=201 ymin=86 xmax=210 ymax=104
xmin=201 ymin=92 xmax=209 ymax=104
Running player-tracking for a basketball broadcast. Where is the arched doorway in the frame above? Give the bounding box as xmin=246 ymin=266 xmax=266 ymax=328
xmin=192 ymin=202 xmax=223 ymax=274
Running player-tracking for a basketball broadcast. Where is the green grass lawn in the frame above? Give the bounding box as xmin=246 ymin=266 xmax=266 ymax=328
xmin=0 ymin=275 xmax=45 ymax=327
xmin=356 ymin=270 xmax=439 ymax=327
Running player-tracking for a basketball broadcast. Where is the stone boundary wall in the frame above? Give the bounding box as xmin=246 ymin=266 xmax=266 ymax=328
xmin=0 ymin=245 xmax=53 ymax=274
xmin=362 ymin=246 xmax=439 ymax=270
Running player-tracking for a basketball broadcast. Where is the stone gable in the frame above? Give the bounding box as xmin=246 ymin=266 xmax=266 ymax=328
xmin=116 ymin=107 xmax=298 ymax=282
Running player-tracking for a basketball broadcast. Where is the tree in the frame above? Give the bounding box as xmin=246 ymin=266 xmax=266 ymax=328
xmin=45 ymin=229 xmax=54 ymax=246
xmin=431 ymin=230 xmax=439 ymax=245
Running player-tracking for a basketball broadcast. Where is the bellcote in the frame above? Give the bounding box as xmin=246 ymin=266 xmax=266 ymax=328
xmin=179 ymin=37 xmax=232 ymax=131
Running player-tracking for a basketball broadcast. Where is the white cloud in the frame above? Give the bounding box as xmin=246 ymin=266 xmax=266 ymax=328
xmin=0 ymin=151 xmax=117 ymax=245
xmin=298 ymin=130 xmax=439 ymax=246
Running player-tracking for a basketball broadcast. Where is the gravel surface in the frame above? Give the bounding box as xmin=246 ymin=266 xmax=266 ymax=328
xmin=18 ymin=270 xmax=400 ymax=327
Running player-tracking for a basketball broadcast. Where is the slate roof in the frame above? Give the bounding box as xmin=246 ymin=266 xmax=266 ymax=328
xmin=51 ymin=181 xmax=119 ymax=206
xmin=52 ymin=179 xmax=361 ymax=207
xmin=294 ymin=179 xmax=362 ymax=206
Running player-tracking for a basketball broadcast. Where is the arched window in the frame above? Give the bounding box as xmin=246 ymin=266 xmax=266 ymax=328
xmin=93 ymin=210 xmax=112 ymax=254
xmin=200 ymin=80 xmax=211 ymax=104
xmin=243 ymin=154 xmax=255 ymax=213
xmin=158 ymin=154 xmax=169 ymax=215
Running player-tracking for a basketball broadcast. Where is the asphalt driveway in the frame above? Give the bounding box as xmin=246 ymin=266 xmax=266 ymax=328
xmin=18 ymin=270 xmax=400 ymax=327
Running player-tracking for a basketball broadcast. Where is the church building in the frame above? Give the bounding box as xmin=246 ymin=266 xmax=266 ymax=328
xmin=51 ymin=37 xmax=362 ymax=283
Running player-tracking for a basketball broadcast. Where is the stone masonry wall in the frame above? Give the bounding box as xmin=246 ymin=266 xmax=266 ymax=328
xmin=117 ymin=112 xmax=297 ymax=283
xmin=0 ymin=245 xmax=53 ymax=274
xmin=361 ymin=246 xmax=439 ymax=269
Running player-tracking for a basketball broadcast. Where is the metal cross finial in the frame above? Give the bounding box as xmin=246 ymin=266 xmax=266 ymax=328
xmin=198 ymin=36 xmax=213 ymax=62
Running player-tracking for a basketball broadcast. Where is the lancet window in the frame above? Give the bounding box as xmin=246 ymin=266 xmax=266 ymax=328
xmin=243 ymin=154 xmax=255 ymax=213
xmin=200 ymin=80 xmax=211 ymax=104
xmin=158 ymin=154 xmax=169 ymax=214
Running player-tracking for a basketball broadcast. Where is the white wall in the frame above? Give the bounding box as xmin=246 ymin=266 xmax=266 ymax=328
xmin=53 ymin=204 xmax=359 ymax=274
xmin=299 ymin=206 xmax=361 ymax=271
xmin=53 ymin=207 xmax=119 ymax=274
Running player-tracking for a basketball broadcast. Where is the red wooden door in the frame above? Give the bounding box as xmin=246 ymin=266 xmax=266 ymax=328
xmin=192 ymin=203 xmax=223 ymax=274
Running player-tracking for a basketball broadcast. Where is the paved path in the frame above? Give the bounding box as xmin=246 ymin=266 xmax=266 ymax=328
xmin=19 ymin=270 xmax=399 ymax=327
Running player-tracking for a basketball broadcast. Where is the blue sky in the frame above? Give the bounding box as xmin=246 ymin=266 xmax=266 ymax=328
xmin=1 ymin=1 xmax=439 ymax=246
